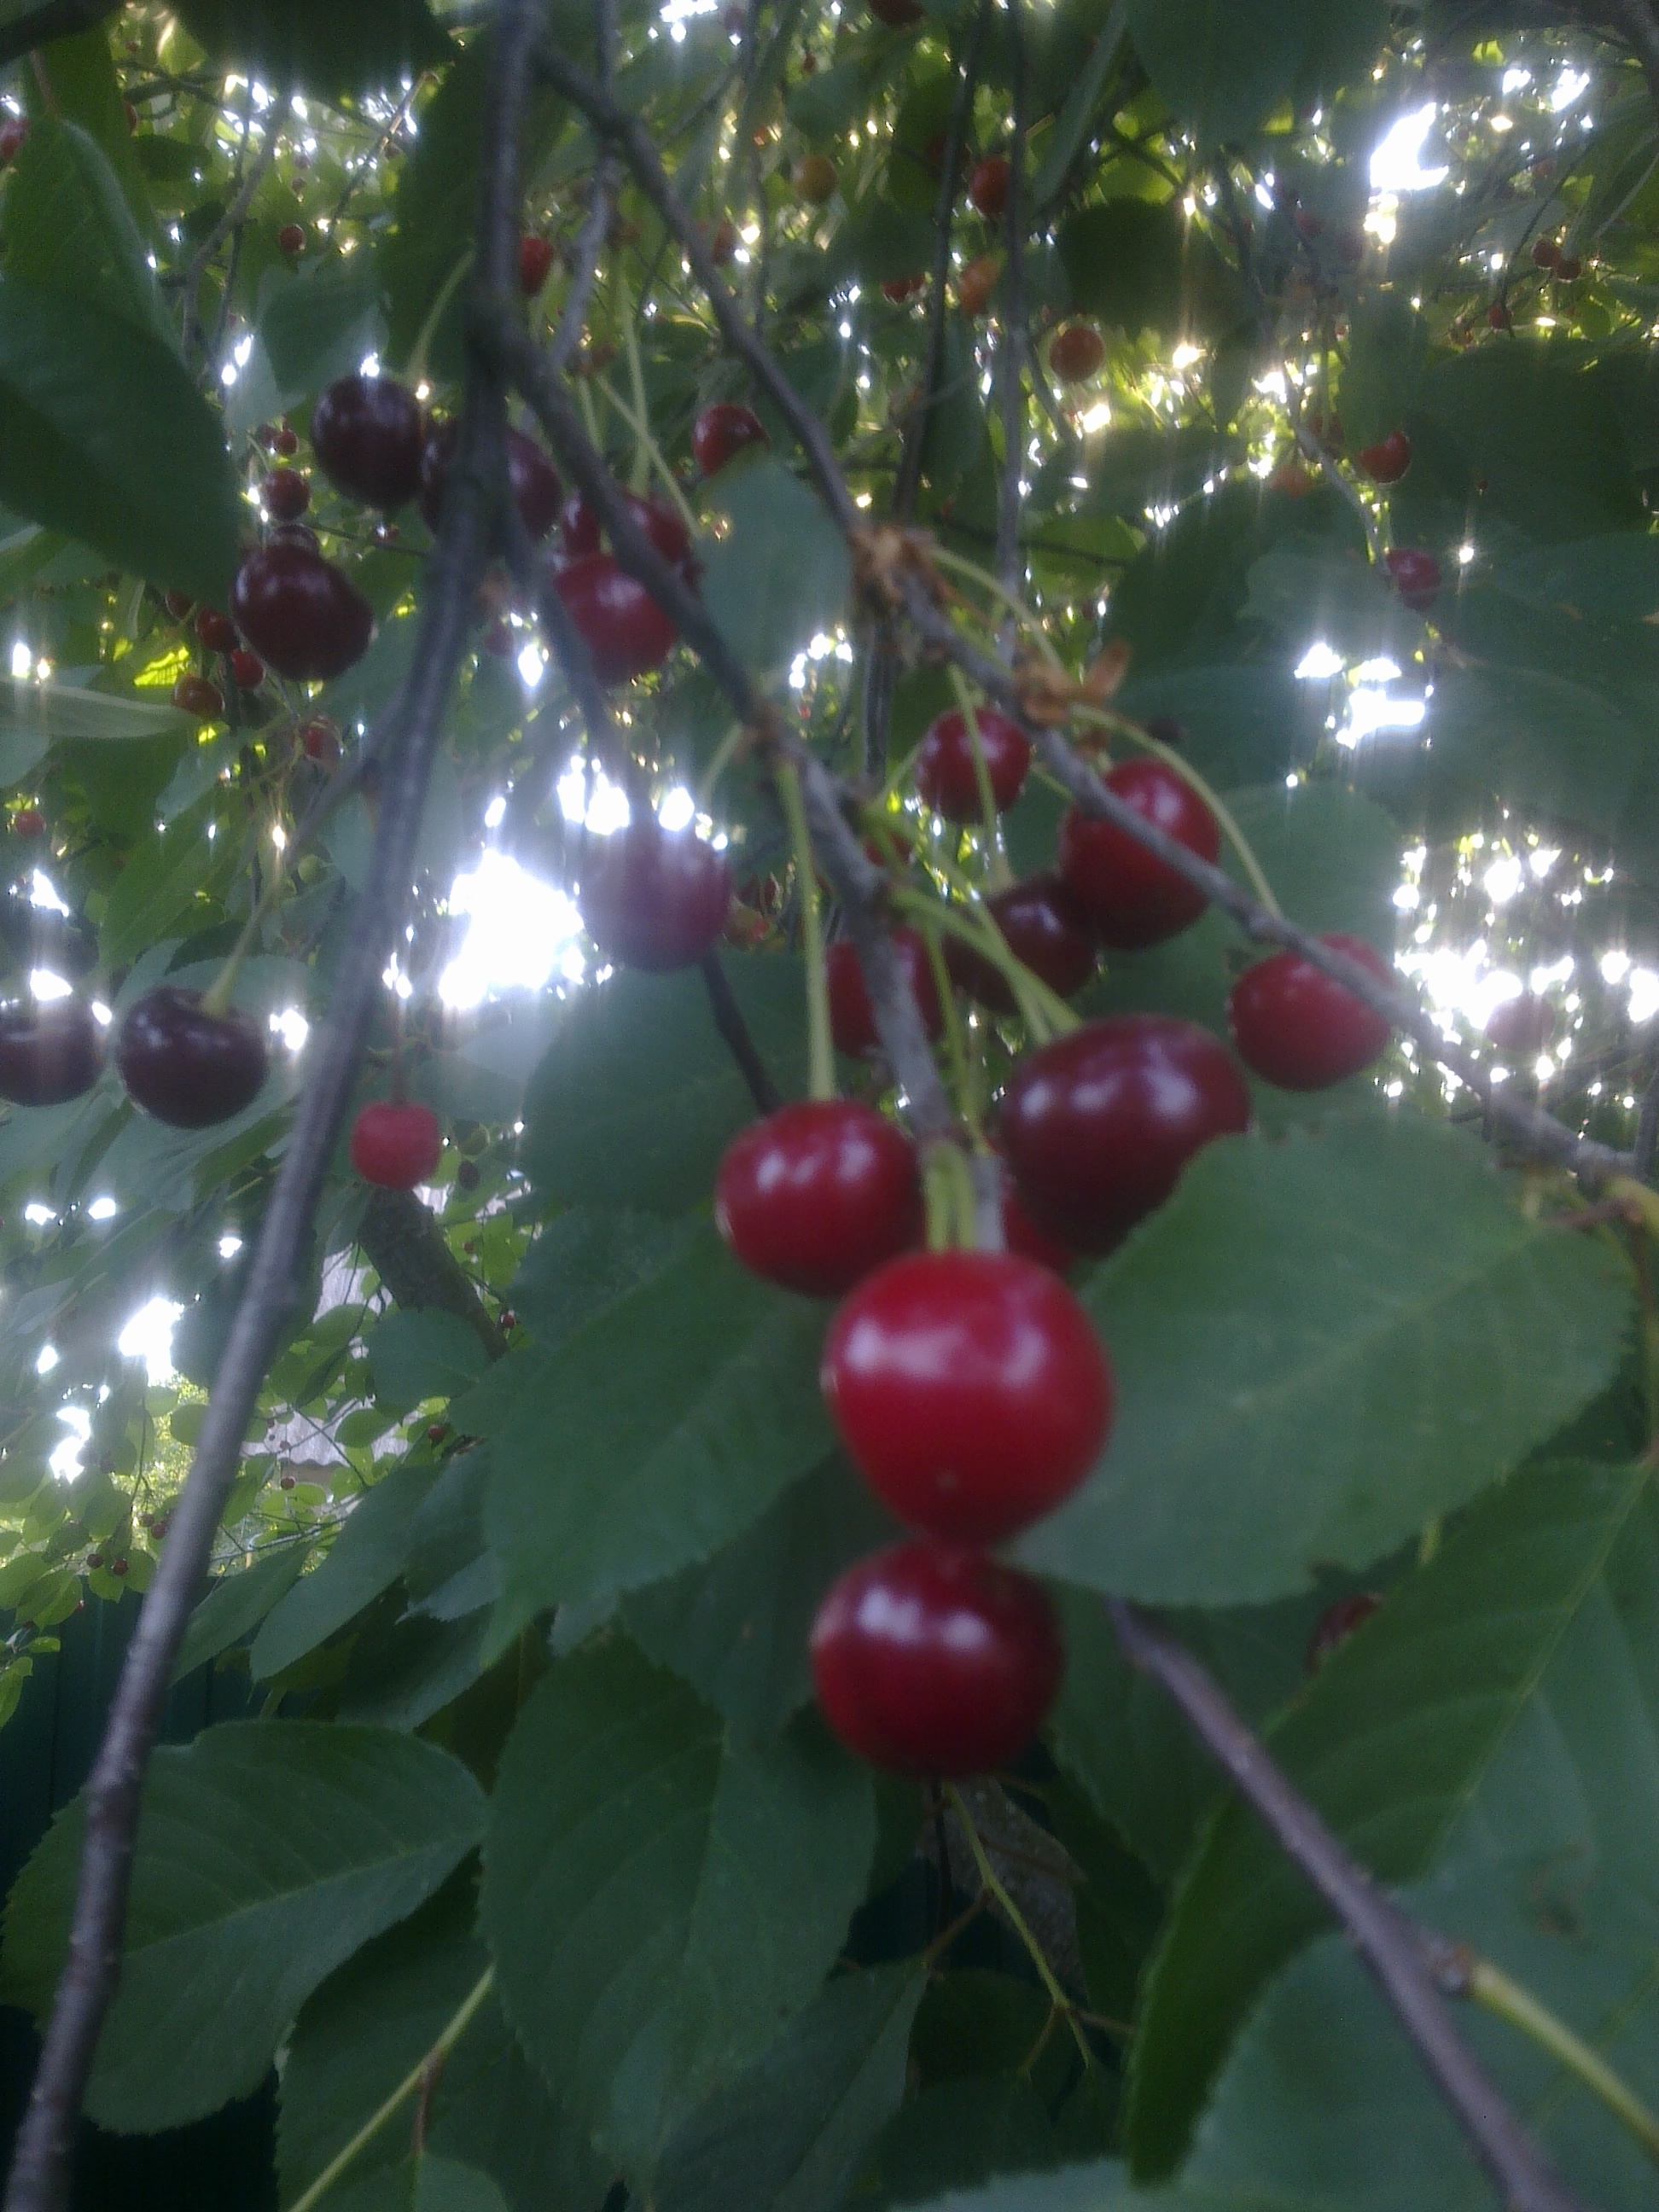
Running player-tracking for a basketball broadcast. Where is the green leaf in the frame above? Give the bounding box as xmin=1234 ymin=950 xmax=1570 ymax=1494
xmin=3 ymin=120 xmax=173 ymax=349
xmin=0 ymin=275 xmax=240 ymax=606
xmin=416 ymin=2161 xmax=509 ymax=2212
xmin=1338 ymin=291 xmax=1429 ymax=450
xmin=260 ymin=263 xmax=387 ymax=402
xmin=1017 ymin=1116 xmax=1632 ymax=1604
xmin=1057 ymin=201 xmax=1243 ymax=336
xmin=30 ymin=26 xmax=157 ymax=241
xmin=520 ymin=954 xmax=809 ymax=1217
xmin=505 ymin=1206 xmax=696 ymax=1350
xmin=1124 ymin=0 xmax=1320 ymax=148
xmin=173 ymin=0 xmax=452 ymax=96
xmin=252 ymin=1462 xmax=445 ymax=1681
xmin=1031 ymin=0 xmax=1131 ymax=206
xmin=481 ymin=1639 xmax=875 ymax=2171
xmin=172 ymin=1538 xmax=314 ymax=1682
xmin=339 ymin=1609 xmax=492 ymax=1732
xmin=1 ymin=1722 xmax=485 ymax=2131
xmin=367 ymin=1309 xmax=492 ymax=1417
xmin=700 ymin=460 xmax=852 ymax=677
xmin=1111 ymin=667 xmax=1325 ymax=789
xmin=1242 ymin=543 xmax=1425 ymax=660
xmin=0 ymin=678 xmax=187 ymax=795
xmin=97 ymin=801 xmax=221 ymax=969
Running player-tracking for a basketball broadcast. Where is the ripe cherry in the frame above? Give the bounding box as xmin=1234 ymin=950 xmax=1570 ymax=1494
xmin=195 ymin=608 xmax=238 ymax=654
xmin=273 ymin=426 xmax=300 ymax=457
xmin=1384 ymin=546 xmax=1441 ymax=611
xmin=351 ymin=1100 xmax=443 ymax=1189
xmin=1484 ymin=992 xmax=1557 ymax=1057
xmin=827 ymin=930 xmax=943 ymax=1057
xmin=1307 ymin=1590 xmax=1382 ymax=1671
xmin=116 ymin=987 xmax=269 ymax=1127
xmin=1531 ymin=236 xmax=1561 ymax=270
xmin=301 ymin=717 xmax=341 ymax=764
xmin=999 ymin=1016 xmax=1250 ymax=1253
xmin=111 ymin=1557 xmax=129 ymax=1576
xmin=456 ymin=1156 xmax=481 ymax=1190
xmin=1226 ymin=932 xmax=1393 ymax=1090
xmin=268 ymin=522 xmax=320 ymax=554
xmin=553 ymin=552 xmax=678 ymax=685
xmin=1555 ymin=253 xmax=1583 ymax=281
xmin=1268 ymin=457 xmax=1315 ymax=498
xmin=708 ymin=218 xmax=740 ymax=265
xmin=164 ymin=589 xmax=193 ymax=622
xmin=232 ymin=542 xmax=375 ymax=682
xmin=172 ymin=674 xmax=224 ymax=720
xmin=958 ymin=255 xmax=999 ymax=315
xmin=311 ymin=374 xmax=424 ymax=510
xmin=716 ymin=1099 xmax=922 ymax=1297
xmin=278 ymin=222 xmax=306 ymax=255
xmin=85 ymin=1553 xmax=103 ymax=1571
xmin=794 ymin=154 xmax=838 ymax=206
xmin=419 ymin=421 xmax=562 ymax=541
xmin=230 ymin=649 xmax=265 ymax=690
xmin=915 ymin=705 xmax=1031 ymax=821
xmin=499 ymin=1308 xmax=517 ymax=1331
xmin=428 ymin=1423 xmax=449 ymax=1444
xmin=1058 ymin=759 xmax=1220 ymax=949
xmin=867 ymin=0 xmax=924 ymax=22
xmin=558 ymin=489 xmax=693 ymax=572
xmin=967 ymin=154 xmax=1010 ymax=218
xmin=881 ymin=272 xmax=926 ymax=303
xmin=823 ymin=1248 xmax=1112 ymax=1544
xmin=1050 ymin=323 xmax=1104 ymax=383
xmin=0 ymin=117 xmax=30 ymax=166
xmin=519 ymin=233 xmax=556 ymax=294
xmin=692 ymin=401 xmax=768 ymax=476
xmin=812 ymin=1542 xmax=1063 ymax=1776
xmin=11 ymin=808 xmax=44 ymax=839
xmin=1487 ymin=299 xmax=1512 ymax=330
xmin=1000 ymin=1177 xmax=1076 ymax=1272
xmin=1357 ymin=429 xmax=1412 ymax=484
xmin=945 ymin=875 xmax=1097 ymax=1014
xmin=579 ymin=819 xmax=732 ymax=970
xmin=0 ymin=1000 xmax=102 ymax=1106
xmin=280 ymin=1474 xmax=296 ymax=1491
xmin=260 ymin=468 xmax=311 ymax=521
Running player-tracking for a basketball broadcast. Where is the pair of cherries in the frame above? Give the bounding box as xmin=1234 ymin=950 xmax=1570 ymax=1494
xmin=0 ymin=988 xmax=271 ymax=1126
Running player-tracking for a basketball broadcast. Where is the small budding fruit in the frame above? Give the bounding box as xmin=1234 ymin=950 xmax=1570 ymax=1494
xmin=579 ymin=819 xmax=733 ymax=971
xmin=1484 ymin=992 xmax=1557 ymax=1058
xmin=230 ymin=649 xmax=265 ymax=690
xmin=1050 ymin=323 xmax=1105 ymax=383
xmin=311 ymin=374 xmax=425 ymax=511
xmin=967 ymin=154 xmax=1010 ymax=219
xmin=1226 ymin=933 xmax=1394 ymax=1090
xmin=1357 ymin=428 xmax=1412 ymax=484
xmin=0 ymin=999 xmax=102 ymax=1106
xmin=0 ymin=116 xmax=30 ymax=165
xmin=999 ymin=1016 xmax=1251 ymax=1253
xmin=957 ymin=254 xmax=999 ymax=315
xmin=232 ymin=542 xmax=375 ymax=682
xmin=1057 ymin=759 xmax=1220 ymax=949
xmin=716 ymin=1100 xmax=923 ymax=1297
xmin=419 ymin=422 xmax=562 ymax=541
xmin=116 ymin=987 xmax=270 ymax=1127
xmin=1307 ymin=1591 xmax=1382 ymax=1672
xmin=914 ymin=706 xmax=1031 ymax=821
xmin=823 ymin=1249 xmax=1112 ymax=1544
xmin=553 ymin=553 xmax=678 ymax=686
xmin=826 ymin=929 xmax=943 ymax=1057
xmin=172 ymin=673 xmax=224 ymax=721
xmin=1384 ymin=545 xmax=1442 ymax=611
xmin=278 ymin=223 xmax=306 ymax=255
xmin=692 ymin=401 xmax=768 ymax=476
xmin=811 ymin=1542 xmax=1063 ymax=1776
xmin=351 ymin=1100 xmax=443 ymax=1189
xmin=944 ymin=875 xmax=1097 ymax=1014
xmin=195 ymin=608 xmax=239 ymax=654
xmin=261 ymin=468 xmax=311 ymax=521
xmin=794 ymin=154 xmax=838 ymax=206
xmin=519 ymin=233 xmax=556 ymax=294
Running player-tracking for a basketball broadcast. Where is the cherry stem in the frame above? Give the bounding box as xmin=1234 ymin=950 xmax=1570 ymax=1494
xmin=930 ymin=544 xmax=1064 ymax=668
xmin=617 ymin=268 xmax=652 ymax=497
xmin=592 ymin=370 xmax=699 ymax=536
xmin=694 ymin=716 xmax=747 ymax=812
xmin=944 ymin=1783 xmax=1094 ymax=2070
xmin=923 ymin=1140 xmax=978 ymax=1250
xmin=917 ymin=919 xmax=985 ymax=1144
xmin=773 ymin=758 xmax=834 ymax=1102
xmin=892 ymin=885 xmax=1074 ymax=1044
xmin=201 ymin=821 xmax=292 ymax=1017
xmin=1464 ymin=1953 xmax=1659 ymax=2167
xmin=946 ymin=666 xmax=1014 ymax=891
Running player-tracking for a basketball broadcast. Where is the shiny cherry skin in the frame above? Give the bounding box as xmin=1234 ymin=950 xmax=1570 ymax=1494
xmin=351 ymin=1100 xmax=442 ymax=1189
xmin=260 ymin=468 xmax=311 ymax=521
xmin=232 ymin=542 xmax=374 ymax=683
xmin=172 ymin=673 xmax=224 ymax=720
xmin=999 ymin=1015 xmax=1250 ymax=1254
xmin=1484 ymin=992 xmax=1557 ymax=1058
xmin=945 ymin=875 xmax=1097 ymax=1015
xmin=115 ymin=987 xmax=269 ymax=1127
xmin=716 ymin=1099 xmax=923 ymax=1296
xmin=692 ymin=401 xmax=768 ymax=476
xmin=915 ymin=706 xmax=1031 ymax=821
xmin=418 ymin=421 xmax=562 ymax=541
xmin=579 ymin=819 xmax=732 ymax=970
xmin=195 ymin=607 xmax=238 ymax=654
xmin=553 ymin=552 xmax=678 ymax=685
xmin=558 ymin=489 xmax=694 ymax=572
xmin=1058 ymin=760 xmax=1220 ymax=950
xmin=1226 ymin=933 xmax=1393 ymax=1091
xmin=826 ymin=929 xmax=943 ymax=1057
xmin=812 ymin=1541 xmax=1063 ymax=1776
xmin=1050 ymin=323 xmax=1104 ymax=382
xmin=866 ymin=0 xmax=924 ymax=23
xmin=822 ymin=1249 xmax=1113 ymax=1544
xmin=967 ymin=154 xmax=1010 ymax=218
xmin=1307 ymin=1591 xmax=1382 ymax=1673
xmin=1385 ymin=546 xmax=1441 ymax=610
xmin=1357 ymin=429 xmax=1412 ymax=485
xmin=311 ymin=374 xmax=425 ymax=510
xmin=519 ymin=233 xmax=556 ymax=294
xmin=229 ymin=649 xmax=265 ymax=690
xmin=1000 ymin=1177 xmax=1077 ymax=1273
xmin=0 ymin=1000 xmax=102 ymax=1106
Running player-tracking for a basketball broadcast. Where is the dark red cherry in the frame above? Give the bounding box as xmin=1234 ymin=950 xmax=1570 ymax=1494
xmin=944 ymin=875 xmax=1096 ymax=1015
xmin=967 ymin=154 xmax=1010 ymax=218
xmin=519 ymin=233 xmax=556 ymax=294
xmin=914 ymin=706 xmax=1031 ymax=821
xmin=272 ymin=426 xmax=300 ymax=457
xmin=812 ymin=1542 xmax=1063 ymax=1775
xmin=172 ymin=674 xmax=224 ymax=720
xmin=1049 ymin=323 xmax=1105 ymax=383
xmin=558 ymin=490 xmax=693 ymax=572
xmin=998 ymin=1016 xmax=1250 ymax=1253
xmin=1384 ymin=546 xmax=1441 ymax=610
xmin=559 ymin=493 xmax=603 ymax=562
xmin=195 ymin=608 xmax=238 ymax=654
xmin=311 ymin=375 xmax=424 ymax=511
xmin=266 ymin=522 xmax=320 ymax=554
xmin=350 ymin=1100 xmax=442 ymax=1189
xmin=418 ymin=421 xmax=562 ymax=541
xmin=692 ymin=401 xmax=768 ymax=476
xmin=278 ymin=222 xmax=306 ymax=254
xmin=115 ymin=987 xmax=269 ymax=1127
xmin=1226 ymin=933 xmax=1393 ymax=1090
xmin=579 ymin=819 xmax=732 ymax=970
xmin=1000 ymin=1177 xmax=1076 ymax=1272
xmin=229 ymin=649 xmax=265 ymax=690
xmin=164 ymin=590 xmax=193 ymax=622
xmin=881 ymin=272 xmax=926 ymax=303
xmin=1058 ymin=760 xmax=1220 ymax=949
xmin=553 ymin=552 xmax=678 ymax=685
xmin=1484 ymin=992 xmax=1557 ymax=1057
xmin=0 ymin=1000 xmax=102 ymax=1106
xmin=1357 ymin=429 xmax=1412 ymax=485
xmin=300 ymin=716 xmax=340 ymax=764
xmin=1307 ymin=1591 xmax=1382 ymax=1672
xmin=822 ymin=1249 xmax=1112 ymax=1543
xmin=11 ymin=808 xmax=44 ymax=839
xmin=716 ymin=1099 xmax=922 ymax=1296
xmin=260 ymin=468 xmax=310 ymax=521
xmin=231 ymin=543 xmax=375 ymax=683
xmin=827 ymin=929 xmax=943 ymax=1057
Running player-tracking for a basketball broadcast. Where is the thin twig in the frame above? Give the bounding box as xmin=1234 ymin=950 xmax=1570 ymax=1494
xmin=180 ymin=90 xmax=294 ymax=368
xmin=994 ymin=0 xmax=1028 ymax=602
xmin=548 ymin=0 xmax=620 ymax=374
xmin=700 ymin=950 xmax=782 ymax=1114
xmin=1635 ymin=1056 xmax=1659 ymax=1182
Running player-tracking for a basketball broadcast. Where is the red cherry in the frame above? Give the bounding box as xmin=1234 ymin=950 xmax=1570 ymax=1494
xmin=1531 ymin=236 xmax=1561 ymax=270
xmin=579 ymin=819 xmax=732 ymax=970
xmin=350 ymin=1100 xmax=443 ymax=1189
xmin=1484 ymin=992 xmax=1557 ymax=1057
xmin=881 ymin=272 xmax=926 ymax=303
xmin=945 ymin=875 xmax=1097 ymax=1015
xmin=280 ymin=1474 xmax=296 ymax=1491
xmin=1307 ymin=1590 xmax=1382 ymax=1671
xmin=0 ymin=117 xmax=30 ymax=166
xmin=1058 ymin=760 xmax=1220 ymax=949
xmin=231 ymin=542 xmax=375 ymax=682
xmin=230 ymin=648 xmax=265 ymax=690
xmin=278 ymin=223 xmax=306 ymax=255
xmin=794 ymin=154 xmax=838 ymax=207
xmin=1000 ymin=1178 xmax=1076 ymax=1272
xmin=428 ymin=1422 xmax=449 ymax=1443
xmin=419 ymin=421 xmax=562 ymax=541
xmin=164 ymin=590 xmax=194 ymax=622
xmin=812 ymin=1542 xmax=1063 ymax=1775
xmin=1555 ymin=254 xmax=1583 ymax=281
xmin=822 ymin=1249 xmax=1112 ymax=1544
xmin=272 ymin=427 xmax=300 ymax=457
xmin=115 ymin=987 xmax=270 ymax=1127
xmin=260 ymin=468 xmax=311 ymax=521
xmin=867 ymin=0 xmax=925 ymax=25
xmin=301 ymin=716 xmax=340 ymax=764
xmin=195 ymin=608 xmax=238 ymax=654
xmin=1226 ymin=932 xmax=1393 ymax=1090
xmin=967 ymin=154 xmax=1010 ymax=218
xmin=172 ymin=673 xmax=224 ymax=720
xmin=1268 ymin=458 xmax=1315 ymax=499
xmin=692 ymin=402 xmax=768 ymax=476
xmin=553 ymin=552 xmax=678 ymax=685
xmin=1356 ymin=429 xmax=1412 ymax=485
xmin=0 ymin=1000 xmax=102 ymax=1106
xmin=958 ymin=255 xmax=999 ymax=315
xmin=708 ymin=218 xmax=740 ymax=265
xmin=1384 ymin=546 xmax=1441 ymax=611
xmin=85 ymin=1553 xmax=103 ymax=1570
xmin=716 ymin=1100 xmax=922 ymax=1296
xmin=558 ymin=490 xmax=693 ymax=571
xmin=499 ymin=1309 xmax=517 ymax=1331
xmin=826 ymin=930 xmax=943 ymax=1057
xmin=111 ymin=1557 xmax=129 ymax=1576
xmin=519 ymin=233 xmax=556 ymax=294
xmin=914 ymin=706 xmax=1031 ymax=821
xmin=998 ymin=1016 xmax=1250 ymax=1253
xmin=151 ymin=1518 xmax=168 ymax=1539
xmin=267 ymin=522 xmax=320 ymax=554
xmin=311 ymin=375 xmax=424 ymax=510
xmin=1487 ymin=299 xmax=1512 ymax=329
xmin=11 ymin=808 xmax=44 ymax=839
xmin=1050 ymin=324 xmax=1105 ymax=383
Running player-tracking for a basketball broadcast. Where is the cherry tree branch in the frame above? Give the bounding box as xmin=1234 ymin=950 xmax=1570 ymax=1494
xmin=0 ymin=8 xmax=546 ymax=2207
xmin=179 ymin=89 xmax=294 ymax=367
xmin=0 ymin=0 xmax=112 ymax=69
xmin=994 ymin=0 xmax=1028 ymax=600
